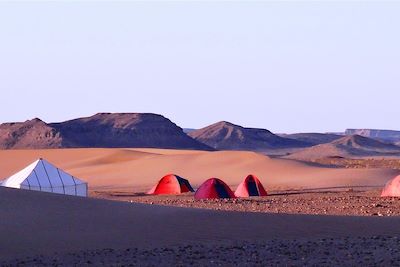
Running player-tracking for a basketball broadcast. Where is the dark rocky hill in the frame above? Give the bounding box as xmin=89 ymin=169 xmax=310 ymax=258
xmin=286 ymin=135 xmax=400 ymax=160
xmin=0 ymin=118 xmax=63 ymax=149
xmin=345 ymin=129 xmax=400 ymax=143
xmin=0 ymin=113 xmax=212 ymax=150
xmin=188 ymin=121 xmax=309 ymax=151
xmin=279 ymin=133 xmax=343 ymax=146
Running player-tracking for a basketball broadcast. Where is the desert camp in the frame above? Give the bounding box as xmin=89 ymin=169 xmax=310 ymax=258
xmin=147 ymin=174 xmax=194 ymax=195
xmin=235 ymin=174 xmax=268 ymax=197
xmin=1 ymin=158 xmax=88 ymax=197
xmin=2 ymin=139 xmax=400 ymax=265
xmin=2 ymin=1 xmax=400 ymax=265
xmin=194 ymin=178 xmax=236 ymax=200
xmin=381 ymin=175 xmax=400 ymax=197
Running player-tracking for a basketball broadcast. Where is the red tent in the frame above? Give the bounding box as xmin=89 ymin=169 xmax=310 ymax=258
xmin=235 ymin=174 xmax=267 ymax=197
xmin=194 ymin=178 xmax=235 ymax=200
xmin=381 ymin=175 xmax=400 ymax=197
xmin=147 ymin=174 xmax=194 ymax=195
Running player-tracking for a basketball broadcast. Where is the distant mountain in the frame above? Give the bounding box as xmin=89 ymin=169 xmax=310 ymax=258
xmin=0 ymin=113 xmax=212 ymax=150
xmin=7 ymin=115 xmax=400 ymax=153
xmin=345 ymin=129 xmax=400 ymax=143
xmin=188 ymin=121 xmax=309 ymax=151
xmin=0 ymin=118 xmax=63 ymax=149
xmin=183 ymin=128 xmax=196 ymax=134
xmin=279 ymin=133 xmax=343 ymax=146
xmin=331 ymin=135 xmax=400 ymax=151
xmin=286 ymin=135 xmax=400 ymax=160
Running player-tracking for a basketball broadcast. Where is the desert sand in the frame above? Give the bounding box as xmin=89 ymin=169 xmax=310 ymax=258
xmin=94 ymin=190 xmax=400 ymax=217
xmin=2 ymin=186 xmax=400 ymax=266
xmin=1 ymin=148 xmax=400 ymax=265
xmin=0 ymin=148 xmax=398 ymax=192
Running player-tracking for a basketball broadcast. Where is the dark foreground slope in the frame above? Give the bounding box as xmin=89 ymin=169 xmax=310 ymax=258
xmin=2 ymin=187 xmax=400 ymax=264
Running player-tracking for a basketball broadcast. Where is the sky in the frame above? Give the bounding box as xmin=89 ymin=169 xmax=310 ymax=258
xmin=0 ymin=1 xmax=399 ymax=133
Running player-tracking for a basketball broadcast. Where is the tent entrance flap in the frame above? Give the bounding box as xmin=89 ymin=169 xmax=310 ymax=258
xmin=247 ymin=178 xmax=259 ymax=196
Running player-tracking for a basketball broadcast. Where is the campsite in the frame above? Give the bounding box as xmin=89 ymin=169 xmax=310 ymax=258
xmin=1 ymin=146 xmax=400 ymax=265
xmin=2 ymin=1 xmax=400 ymax=266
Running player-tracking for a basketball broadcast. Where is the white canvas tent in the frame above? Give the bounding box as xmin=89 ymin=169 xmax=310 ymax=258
xmin=1 ymin=158 xmax=88 ymax=197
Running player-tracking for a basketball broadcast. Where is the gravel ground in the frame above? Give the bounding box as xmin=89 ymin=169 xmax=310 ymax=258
xmin=92 ymin=190 xmax=400 ymax=217
xmin=4 ymin=191 xmax=400 ymax=266
xmin=3 ymin=236 xmax=400 ymax=266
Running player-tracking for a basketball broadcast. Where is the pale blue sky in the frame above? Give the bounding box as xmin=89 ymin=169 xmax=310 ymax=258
xmin=0 ymin=1 xmax=399 ymax=133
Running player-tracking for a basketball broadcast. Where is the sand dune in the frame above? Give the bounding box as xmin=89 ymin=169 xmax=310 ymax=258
xmin=287 ymin=135 xmax=400 ymax=161
xmin=0 ymin=148 xmax=398 ymax=192
xmin=2 ymin=186 xmax=400 ymax=260
xmin=1 ymin=149 xmax=400 ymax=263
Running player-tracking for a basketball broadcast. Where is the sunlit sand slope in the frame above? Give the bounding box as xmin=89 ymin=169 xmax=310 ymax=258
xmin=0 ymin=148 xmax=398 ymax=191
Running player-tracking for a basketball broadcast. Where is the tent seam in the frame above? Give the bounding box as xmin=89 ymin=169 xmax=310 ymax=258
xmin=33 ymin=170 xmax=42 ymax=191
xmin=41 ymin=160 xmax=54 ymax=193
xmin=56 ymin=168 xmax=66 ymax=194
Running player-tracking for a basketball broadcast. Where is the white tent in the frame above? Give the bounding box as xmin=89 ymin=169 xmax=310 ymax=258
xmin=1 ymin=158 xmax=88 ymax=197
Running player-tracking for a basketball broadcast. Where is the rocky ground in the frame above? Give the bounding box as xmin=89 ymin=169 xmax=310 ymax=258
xmin=312 ymin=157 xmax=400 ymax=170
xmin=3 ymin=235 xmax=400 ymax=266
xmin=92 ymin=189 xmax=400 ymax=217
xmin=4 ymin=190 xmax=400 ymax=266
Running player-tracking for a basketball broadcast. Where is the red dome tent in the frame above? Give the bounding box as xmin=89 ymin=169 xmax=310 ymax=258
xmin=194 ymin=178 xmax=235 ymax=200
xmin=235 ymin=174 xmax=267 ymax=197
xmin=147 ymin=174 xmax=194 ymax=195
xmin=381 ymin=175 xmax=400 ymax=197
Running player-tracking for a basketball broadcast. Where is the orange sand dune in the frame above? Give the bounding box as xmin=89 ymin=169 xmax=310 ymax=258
xmin=0 ymin=148 xmax=398 ymax=192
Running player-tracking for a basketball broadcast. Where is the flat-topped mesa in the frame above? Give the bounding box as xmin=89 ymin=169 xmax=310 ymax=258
xmin=189 ymin=121 xmax=309 ymax=150
xmin=51 ymin=113 xmax=212 ymax=149
xmin=0 ymin=113 xmax=212 ymax=150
